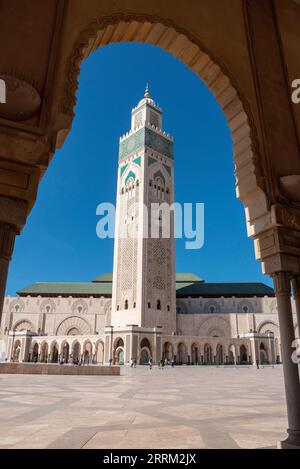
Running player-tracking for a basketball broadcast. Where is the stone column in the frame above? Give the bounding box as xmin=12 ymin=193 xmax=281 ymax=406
xmin=0 ymin=223 xmax=17 ymax=319
xmin=273 ymin=272 xmax=300 ymax=448
xmin=292 ymin=276 xmax=300 ymax=339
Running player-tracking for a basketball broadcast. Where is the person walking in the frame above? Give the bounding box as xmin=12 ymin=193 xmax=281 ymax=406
xmin=149 ymin=357 xmax=153 ymax=370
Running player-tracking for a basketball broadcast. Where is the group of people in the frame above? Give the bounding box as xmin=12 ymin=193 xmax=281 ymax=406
xmin=129 ymin=356 xmax=175 ymax=369
xmin=158 ymin=358 xmax=175 ymax=369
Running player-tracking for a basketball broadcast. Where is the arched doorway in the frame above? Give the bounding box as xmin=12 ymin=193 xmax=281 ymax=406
xmin=50 ymin=343 xmax=59 ymax=363
xmin=228 ymin=344 xmax=236 ymax=365
xmin=191 ymin=343 xmax=199 ymax=364
xmin=163 ymin=342 xmax=173 ymax=361
xmin=177 ymin=343 xmax=187 ymax=364
xmin=12 ymin=340 xmax=21 ymax=362
xmin=114 ymin=338 xmax=124 ymax=365
xmin=140 ymin=348 xmax=150 ymax=365
xmin=72 ymin=341 xmax=81 ymax=363
xmin=216 ymin=344 xmax=224 ymax=365
xmin=83 ymin=341 xmax=93 ymax=364
xmin=95 ymin=341 xmax=104 ymax=364
xmin=32 ymin=343 xmax=39 ymax=363
xmin=259 ymin=343 xmax=268 ymax=365
xmin=239 ymin=344 xmax=248 ymax=364
xmin=40 ymin=342 xmax=48 ymax=362
xmin=204 ymin=343 xmax=213 ymax=365
xmin=61 ymin=342 xmax=70 ymax=363
xmin=140 ymin=338 xmax=151 ymax=364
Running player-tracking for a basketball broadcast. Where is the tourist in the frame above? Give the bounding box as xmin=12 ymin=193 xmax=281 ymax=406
xmin=130 ymin=357 xmax=134 ymax=368
xmin=109 ymin=357 xmax=113 ymax=366
xmin=149 ymin=357 xmax=153 ymax=370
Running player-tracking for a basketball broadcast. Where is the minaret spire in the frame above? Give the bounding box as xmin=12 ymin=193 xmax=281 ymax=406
xmin=144 ymin=83 xmax=150 ymax=99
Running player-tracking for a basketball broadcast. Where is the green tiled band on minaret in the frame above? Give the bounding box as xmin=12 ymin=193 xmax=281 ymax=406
xmin=119 ymin=127 xmax=173 ymax=161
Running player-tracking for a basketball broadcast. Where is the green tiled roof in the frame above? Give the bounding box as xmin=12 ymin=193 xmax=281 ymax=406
xmin=91 ymin=273 xmax=203 ymax=283
xmin=17 ymin=274 xmax=274 ymax=298
xmin=92 ymin=273 xmax=113 ymax=283
xmin=175 ymin=273 xmax=203 ymax=283
xmin=176 ymin=282 xmax=274 ymax=297
xmin=17 ymin=282 xmax=112 ymax=297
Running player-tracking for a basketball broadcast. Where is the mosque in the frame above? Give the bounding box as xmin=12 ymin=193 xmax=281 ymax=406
xmin=0 ymin=88 xmax=291 ymax=367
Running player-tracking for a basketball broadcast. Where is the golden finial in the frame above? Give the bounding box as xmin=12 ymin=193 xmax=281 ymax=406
xmin=144 ymin=83 xmax=150 ymax=99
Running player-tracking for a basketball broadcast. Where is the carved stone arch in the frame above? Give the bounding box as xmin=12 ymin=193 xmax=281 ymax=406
xmin=9 ymin=299 xmax=25 ymax=314
xmin=71 ymin=299 xmax=88 ymax=315
xmin=199 ymin=316 xmax=230 ymax=337
xmin=237 ymin=299 xmax=254 ymax=314
xmin=149 ymin=161 xmax=171 ymax=183
xmin=104 ymin=301 xmax=112 ymax=315
xmin=204 ymin=300 xmax=221 ymax=314
xmin=60 ymin=14 xmax=270 ymax=247
xmin=176 ymin=299 xmax=188 ymax=314
xmin=56 ymin=316 xmax=92 ymax=336
xmin=40 ymin=298 xmax=56 ymax=314
xmin=13 ymin=319 xmax=35 ymax=332
xmin=257 ymin=320 xmax=279 ymax=335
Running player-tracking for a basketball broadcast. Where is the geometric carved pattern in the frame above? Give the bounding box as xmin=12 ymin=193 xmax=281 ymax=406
xmin=40 ymin=298 xmax=56 ymax=314
xmin=257 ymin=321 xmax=279 ymax=335
xmin=13 ymin=320 xmax=35 ymax=332
xmin=120 ymin=238 xmax=134 ymax=290
xmin=152 ymin=240 xmax=166 ymax=265
xmin=199 ymin=316 xmax=230 ymax=338
xmin=71 ymin=299 xmax=88 ymax=314
xmin=153 ymin=276 xmax=165 ymax=290
xmin=204 ymin=301 xmax=221 ymax=314
xmin=237 ymin=300 xmax=254 ymax=314
xmin=56 ymin=316 xmax=92 ymax=336
xmin=9 ymin=299 xmax=25 ymax=313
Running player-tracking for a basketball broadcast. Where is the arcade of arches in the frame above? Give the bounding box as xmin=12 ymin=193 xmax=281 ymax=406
xmin=1 ymin=0 xmax=300 ymax=449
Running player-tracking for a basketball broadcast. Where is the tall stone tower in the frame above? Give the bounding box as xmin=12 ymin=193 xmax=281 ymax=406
xmin=111 ymin=86 xmax=176 ymax=338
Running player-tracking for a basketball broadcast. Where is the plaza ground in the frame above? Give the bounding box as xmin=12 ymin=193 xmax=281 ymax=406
xmin=0 ymin=365 xmax=287 ymax=449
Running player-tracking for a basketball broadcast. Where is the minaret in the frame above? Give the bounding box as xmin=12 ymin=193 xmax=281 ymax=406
xmin=111 ymin=86 xmax=176 ymax=335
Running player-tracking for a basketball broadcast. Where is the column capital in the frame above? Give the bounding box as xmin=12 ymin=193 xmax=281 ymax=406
xmin=272 ymin=271 xmax=291 ymax=296
xmin=0 ymin=222 xmax=17 ymax=262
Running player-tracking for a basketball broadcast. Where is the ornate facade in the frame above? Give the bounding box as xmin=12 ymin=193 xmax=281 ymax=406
xmin=0 ymin=89 xmax=296 ymax=368
xmin=0 ymin=272 xmax=298 ymax=366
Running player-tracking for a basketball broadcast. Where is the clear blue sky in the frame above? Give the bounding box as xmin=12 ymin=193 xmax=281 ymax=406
xmin=6 ymin=43 xmax=272 ymax=295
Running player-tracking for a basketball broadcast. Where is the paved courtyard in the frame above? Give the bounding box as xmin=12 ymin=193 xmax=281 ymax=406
xmin=0 ymin=365 xmax=287 ymax=449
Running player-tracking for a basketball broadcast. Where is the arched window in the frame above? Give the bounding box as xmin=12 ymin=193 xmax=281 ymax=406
xmin=157 ymin=300 xmax=161 ymax=310
xmin=124 ymin=299 xmax=128 ymax=310
xmin=133 ymin=302 xmax=136 ymax=308
xmin=117 ymin=305 xmax=119 ymax=311
xmin=148 ymin=302 xmax=151 ymax=308
xmin=167 ymin=305 xmax=170 ymax=311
